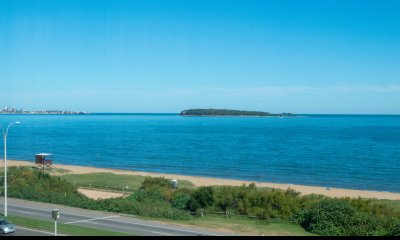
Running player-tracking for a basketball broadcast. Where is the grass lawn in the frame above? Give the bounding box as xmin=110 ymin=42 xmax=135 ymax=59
xmin=141 ymin=214 xmax=314 ymax=236
xmin=2 ymin=215 xmax=131 ymax=236
xmin=187 ymin=217 xmax=314 ymax=236
xmin=59 ymin=172 xmax=195 ymax=192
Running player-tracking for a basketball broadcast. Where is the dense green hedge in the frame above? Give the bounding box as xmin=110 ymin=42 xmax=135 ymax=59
xmin=3 ymin=167 xmax=400 ymax=236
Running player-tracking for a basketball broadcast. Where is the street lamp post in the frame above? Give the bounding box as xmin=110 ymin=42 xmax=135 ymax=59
xmin=1 ymin=121 xmax=20 ymax=217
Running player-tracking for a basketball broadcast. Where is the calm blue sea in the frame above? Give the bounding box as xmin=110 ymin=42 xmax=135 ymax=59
xmin=1 ymin=114 xmax=399 ymax=192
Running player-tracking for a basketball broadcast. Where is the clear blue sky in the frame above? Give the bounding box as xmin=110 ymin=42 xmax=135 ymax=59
xmin=1 ymin=0 xmax=399 ymax=113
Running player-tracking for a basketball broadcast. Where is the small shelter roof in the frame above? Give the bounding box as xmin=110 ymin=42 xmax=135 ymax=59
xmin=35 ymin=153 xmax=53 ymax=156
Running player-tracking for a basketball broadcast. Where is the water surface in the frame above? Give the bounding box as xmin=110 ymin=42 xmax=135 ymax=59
xmin=1 ymin=114 xmax=399 ymax=192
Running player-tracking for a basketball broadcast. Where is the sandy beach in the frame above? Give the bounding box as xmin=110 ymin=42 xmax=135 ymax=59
xmin=6 ymin=159 xmax=400 ymax=200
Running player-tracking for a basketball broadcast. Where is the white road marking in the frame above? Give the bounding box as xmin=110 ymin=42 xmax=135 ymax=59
xmin=64 ymin=215 xmax=119 ymax=224
xmin=16 ymin=226 xmax=67 ymax=236
xmin=4 ymin=203 xmax=221 ymax=236
xmin=151 ymin=231 xmax=174 ymax=236
xmin=17 ymin=210 xmax=35 ymax=215
xmin=6 ymin=203 xmax=107 ymax=220
xmin=77 ymin=221 xmax=100 ymax=225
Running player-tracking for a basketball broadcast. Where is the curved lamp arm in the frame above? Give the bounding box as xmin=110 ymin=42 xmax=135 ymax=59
xmin=2 ymin=121 xmax=21 ymax=138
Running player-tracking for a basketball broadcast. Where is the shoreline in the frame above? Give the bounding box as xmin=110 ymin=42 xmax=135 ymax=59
xmin=6 ymin=159 xmax=400 ymax=200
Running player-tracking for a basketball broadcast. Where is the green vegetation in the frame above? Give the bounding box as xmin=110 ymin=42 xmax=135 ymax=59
xmin=164 ymin=215 xmax=314 ymax=236
xmin=60 ymin=172 xmax=194 ymax=192
xmin=368 ymin=199 xmax=400 ymax=217
xmin=2 ymin=215 xmax=131 ymax=236
xmin=180 ymin=108 xmax=293 ymax=117
xmin=60 ymin=172 xmax=144 ymax=192
xmin=293 ymin=199 xmax=400 ymax=236
xmin=4 ymin=167 xmax=193 ymax=220
xmin=2 ymin=166 xmax=400 ymax=236
xmin=52 ymin=168 xmax=71 ymax=175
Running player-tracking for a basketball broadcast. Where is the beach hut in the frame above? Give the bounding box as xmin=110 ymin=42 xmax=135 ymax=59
xmin=35 ymin=153 xmax=53 ymax=170
xmin=171 ymin=179 xmax=178 ymax=189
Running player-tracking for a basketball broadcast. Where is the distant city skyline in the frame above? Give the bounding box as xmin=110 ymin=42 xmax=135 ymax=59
xmin=0 ymin=105 xmax=85 ymax=114
xmin=1 ymin=0 xmax=399 ymax=114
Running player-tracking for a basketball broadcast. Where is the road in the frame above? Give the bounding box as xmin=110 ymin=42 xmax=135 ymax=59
xmin=0 ymin=198 xmax=227 ymax=236
xmin=2 ymin=227 xmax=54 ymax=236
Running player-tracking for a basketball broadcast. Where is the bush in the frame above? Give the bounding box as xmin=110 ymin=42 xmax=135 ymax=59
xmin=126 ymin=190 xmax=192 ymax=220
xmin=297 ymin=199 xmax=355 ymax=235
xmin=172 ymin=192 xmax=192 ymax=211
xmin=189 ymin=186 xmax=214 ymax=212
xmin=293 ymin=199 xmax=399 ymax=236
xmin=391 ymin=225 xmax=400 ymax=236
xmin=141 ymin=177 xmax=172 ymax=190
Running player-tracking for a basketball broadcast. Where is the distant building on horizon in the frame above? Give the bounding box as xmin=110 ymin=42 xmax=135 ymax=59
xmin=0 ymin=106 xmax=86 ymax=115
xmin=1 ymin=106 xmax=17 ymax=113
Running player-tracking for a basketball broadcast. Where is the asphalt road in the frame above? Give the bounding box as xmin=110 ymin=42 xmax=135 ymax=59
xmin=0 ymin=198 xmax=227 ymax=236
xmin=2 ymin=227 xmax=54 ymax=236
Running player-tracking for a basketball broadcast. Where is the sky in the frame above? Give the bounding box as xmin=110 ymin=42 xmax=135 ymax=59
xmin=1 ymin=0 xmax=399 ymax=114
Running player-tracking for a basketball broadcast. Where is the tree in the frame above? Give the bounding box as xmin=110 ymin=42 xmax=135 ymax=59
xmin=189 ymin=187 xmax=214 ymax=216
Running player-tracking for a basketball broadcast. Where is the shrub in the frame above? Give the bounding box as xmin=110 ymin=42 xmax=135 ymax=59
xmin=293 ymin=198 xmax=400 ymax=236
xmin=391 ymin=225 xmax=400 ymax=236
xmin=127 ymin=190 xmax=192 ymax=220
xmin=141 ymin=177 xmax=172 ymax=190
xmin=172 ymin=192 xmax=191 ymax=211
xmin=296 ymin=199 xmax=358 ymax=235
xmin=190 ymin=186 xmax=214 ymax=211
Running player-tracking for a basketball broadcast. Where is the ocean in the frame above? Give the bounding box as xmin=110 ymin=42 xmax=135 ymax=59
xmin=1 ymin=114 xmax=399 ymax=192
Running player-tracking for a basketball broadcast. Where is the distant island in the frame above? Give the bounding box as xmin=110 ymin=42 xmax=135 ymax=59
xmin=0 ymin=106 xmax=87 ymax=115
xmin=179 ymin=109 xmax=293 ymax=117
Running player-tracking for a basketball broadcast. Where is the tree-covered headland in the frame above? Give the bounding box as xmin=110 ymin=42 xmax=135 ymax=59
xmin=180 ymin=109 xmax=293 ymax=117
